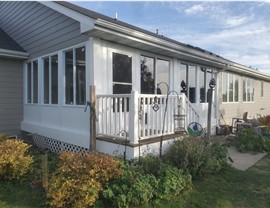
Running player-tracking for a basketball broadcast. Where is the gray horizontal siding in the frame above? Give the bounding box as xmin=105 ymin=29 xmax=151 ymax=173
xmin=0 ymin=58 xmax=23 ymax=136
xmin=0 ymin=1 xmax=88 ymax=59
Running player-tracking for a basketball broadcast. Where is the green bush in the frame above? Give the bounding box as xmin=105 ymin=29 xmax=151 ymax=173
xmin=138 ymin=154 xmax=165 ymax=178
xmin=103 ymin=158 xmax=192 ymax=208
xmin=157 ymin=166 xmax=192 ymax=200
xmin=0 ymin=136 xmax=33 ymax=180
xmin=233 ymin=128 xmax=270 ymax=153
xmin=47 ymin=151 xmax=122 ymax=208
xmin=103 ymin=163 xmax=157 ymax=208
xmin=166 ymin=138 xmax=228 ymax=179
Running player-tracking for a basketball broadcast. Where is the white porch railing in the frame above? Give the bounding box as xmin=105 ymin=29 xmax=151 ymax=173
xmin=96 ymin=91 xmax=199 ymax=143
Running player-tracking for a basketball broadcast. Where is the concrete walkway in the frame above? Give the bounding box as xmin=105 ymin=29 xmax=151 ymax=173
xmin=227 ymin=146 xmax=267 ymax=171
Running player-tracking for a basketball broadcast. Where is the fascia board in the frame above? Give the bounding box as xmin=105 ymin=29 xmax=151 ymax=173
xmin=228 ymin=64 xmax=270 ymax=82
xmin=94 ymin=19 xmax=228 ymax=68
xmin=40 ymin=1 xmax=95 ymax=33
xmin=0 ymin=49 xmax=28 ymax=60
xmin=95 ymin=19 xmax=270 ymax=81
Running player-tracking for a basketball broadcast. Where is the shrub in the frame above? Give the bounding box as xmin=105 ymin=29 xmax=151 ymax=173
xmin=47 ymin=151 xmax=122 ymax=208
xmin=138 ymin=154 xmax=165 ymax=178
xmin=233 ymin=128 xmax=269 ymax=153
xmin=157 ymin=166 xmax=192 ymax=200
xmin=0 ymin=136 xmax=33 ymax=180
xmin=103 ymin=158 xmax=192 ymax=208
xmin=166 ymin=138 xmax=228 ymax=179
xmin=103 ymin=163 xmax=157 ymax=208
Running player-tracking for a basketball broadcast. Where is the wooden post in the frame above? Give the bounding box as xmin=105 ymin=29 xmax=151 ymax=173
xmin=90 ymin=85 xmax=96 ymax=150
xmin=207 ymin=89 xmax=213 ymax=139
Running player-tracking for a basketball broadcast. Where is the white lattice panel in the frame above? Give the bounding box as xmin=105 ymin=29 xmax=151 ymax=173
xmin=32 ymin=134 xmax=90 ymax=154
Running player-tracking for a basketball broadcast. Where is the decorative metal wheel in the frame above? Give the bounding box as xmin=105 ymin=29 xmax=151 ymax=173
xmin=187 ymin=122 xmax=204 ymax=138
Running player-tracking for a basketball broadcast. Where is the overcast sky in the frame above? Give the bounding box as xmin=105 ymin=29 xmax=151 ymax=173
xmin=71 ymin=1 xmax=270 ymax=75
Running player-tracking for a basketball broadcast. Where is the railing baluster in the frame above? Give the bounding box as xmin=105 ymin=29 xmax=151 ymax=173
xmin=95 ymin=93 xmax=199 ymax=141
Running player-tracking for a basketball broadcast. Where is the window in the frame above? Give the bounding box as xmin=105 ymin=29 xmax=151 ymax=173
xmin=222 ymin=72 xmax=239 ymax=103
xmin=156 ymin=59 xmax=169 ymax=95
xmin=26 ymin=60 xmax=38 ymax=104
xmin=113 ymin=52 xmax=132 ymax=94
xmin=180 ymin=64 xmax=196 ymax=103
xmin=199 ymin=67 xmax=213 ymax=103
xmin=261 ymin=81 xmax=264 ymax=97
xmin=65 ymin=46 xmax=86 ymax=105
xmin=140 ymin=55 xmax=169 ymax=95
xmin=243 ymin=77 xmax=254 ymax=102
xmin=188 ymin=66 xmax=196 ymax=103
xmin=43 ymin=55 xmax=58 ymax=104
xmin=140 ymin=56 xmax=154 ymax=94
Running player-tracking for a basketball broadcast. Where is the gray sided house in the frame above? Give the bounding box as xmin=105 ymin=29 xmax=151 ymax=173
xmin=0 ymin=1 xmax=270 ymax=158
xmin=0 ymin=28 xmax=28 ymax=136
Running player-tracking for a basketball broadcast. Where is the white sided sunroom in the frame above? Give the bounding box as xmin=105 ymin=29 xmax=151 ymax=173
xmin=22 ymin=37 xmax=219 ymax=159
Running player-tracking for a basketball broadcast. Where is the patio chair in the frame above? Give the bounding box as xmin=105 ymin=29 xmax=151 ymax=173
xmin=233 ymin=112 xmax=252 ymax=133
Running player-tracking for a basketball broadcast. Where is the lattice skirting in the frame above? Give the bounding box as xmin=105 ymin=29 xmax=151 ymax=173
xmin=32 ymin=134 xmax=91 ymax=154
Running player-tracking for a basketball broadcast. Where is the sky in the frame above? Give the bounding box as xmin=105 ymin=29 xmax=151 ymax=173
xmin=71 ymin=1 xmax=270 ymax=75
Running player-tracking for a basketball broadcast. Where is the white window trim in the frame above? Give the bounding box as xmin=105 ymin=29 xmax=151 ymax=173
xmin=42 ymin=54 xmax=59 ymax=105
xmin=243 ymin=77 xmax=254 ymax=103
xmin=222 ymin=73 xmax=239 ymax=103
xmin=25 ymin=60 xmax=39 ymax=105
xmin=64 ymin=44 xmax=86 ymax=106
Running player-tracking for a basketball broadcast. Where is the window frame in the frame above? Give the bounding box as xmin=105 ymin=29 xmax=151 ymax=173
xmin=242 ymin=77 xmax=254 ymax=103
xmin=112 ymin=51 xmax=133 ymax=94
xmin=43 ymin=54 xmax=58 ymax=105
xmin=64 ymin=45 xmax=86 ymax=106
xmin=222 ymin=72 xmax=239 ymax=103
xmin=140 ymin=54 xmax=170 ymax=95
xmin=26 ymin=60 xmax=39 ymax=104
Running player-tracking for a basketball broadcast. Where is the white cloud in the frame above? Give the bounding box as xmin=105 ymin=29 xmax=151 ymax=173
xmin=225 ymin=15 xmax=254 ymax=27
xmin=184 ymin=4 xmax=204 ymax=15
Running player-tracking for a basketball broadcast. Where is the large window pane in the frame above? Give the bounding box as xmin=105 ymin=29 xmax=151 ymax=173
xmin=140 ymin=56 xmax=154 ymax=94
xmin=229 ymin=74 xmax=233 ymax=102
xmin=156 ymin=59 xmax=169 ymax=95
xmin=199 ymin=68 xmax=205 ymax=103
xmin=27 ymin=63 xmax=32 ymax=103
xmin=65 ymin=50 xmax=73 ymax=104
xmin=188 ymin=66 xmax=196 ymax=103
xmin=75 ymin=47 xmax=86 ymax=105
xmin=180 ymin=64 xmax=187 ymax=96
xmin=33 ymin=60 xmax=38 ymax=104
xmin=51 ymin=55 xmax=58 ymax=104
xmin=113 ymin=52 xmax=132 ymax=94
xmin=43 ymin=58 xmax=49 ymax=104
xmin=243 ymin=78 xmax=246 ymax=102
xmin=234 ymin=79 xmax=239 ymax=102
xmin=222 ymin=72 xmax=238 ymax=103
xmin=222 ymin=73 xmax=227 ymax=102
xmin=113 ymin=53 xmax=132 ymax=83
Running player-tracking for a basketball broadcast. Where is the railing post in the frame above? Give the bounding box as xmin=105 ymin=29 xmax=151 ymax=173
xmin=129 ymin=91 xmax=139 ymax=144
xmin=181 ymin=93 xmax=187 ymax=130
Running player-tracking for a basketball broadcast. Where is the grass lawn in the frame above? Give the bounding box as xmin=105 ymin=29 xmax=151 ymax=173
xmin=149 ymin=154 xmax=270 ymax=208
xmin=1 ymin=153 xmax=270 ymax=208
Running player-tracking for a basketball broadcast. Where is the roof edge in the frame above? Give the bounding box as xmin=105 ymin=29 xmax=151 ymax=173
xmin=0 ymin=48 xmax=29 ymax=60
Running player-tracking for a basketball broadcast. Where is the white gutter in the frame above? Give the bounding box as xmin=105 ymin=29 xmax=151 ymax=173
xmin=0 ymin=48 xmax=28 ymax=60
xmin=94 ymin=19 xmax=229 ymax=67
xmin=94 ymin=19 xmax=270 ymax=81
